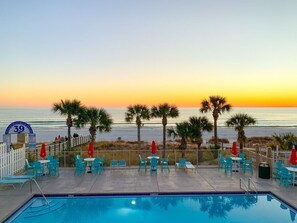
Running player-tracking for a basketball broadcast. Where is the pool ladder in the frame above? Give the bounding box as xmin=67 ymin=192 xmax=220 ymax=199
xmin=240 ymin=178 xmax=258 ymax=196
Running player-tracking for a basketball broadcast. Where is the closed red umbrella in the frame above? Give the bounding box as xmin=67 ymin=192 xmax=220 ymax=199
xmin=88 ymin=141 xmax=94 ymax=157
xmin=289 ymin=145 xmax=297 ymax=165
xmin=151 ymin=141 xmax=157 ymax=154
xmin=231 ymin=141 xmax=238 ymax=155
xmin=40 ymin=143 xmax=46 ymax=159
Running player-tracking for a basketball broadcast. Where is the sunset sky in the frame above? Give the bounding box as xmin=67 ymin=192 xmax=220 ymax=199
xmin=1 ymin=0 xmax=297 ymax=108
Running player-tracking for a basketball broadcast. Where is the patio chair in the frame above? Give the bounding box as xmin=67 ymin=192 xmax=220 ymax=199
xmin=74 ymin=158 xmax=86 ymax=175
xmin=32 ymin=161 xmax=44 ymax=177
xmin=224 ymin=157 xmax=233 ymax=175
xmin=239 ymin=153 xmax=245 ymax=167
xmin=25 ymin=159 xmax=34 ymax=175
xmin=150 ymin=157 xmax=158 ymax=174
xmin=176 ymin=158 xmax=186 ymax=169
xmin=3 ymin=175 xmax=34 ymax=180
xmin=0 ymin=179 xmax=31 ymax=189
xmin=92 ymin=158 xmax=102 ymax=174
xmin=110 ymin=160 xmax=118 ymax=168
xmin=47 ymin=155 xmax=54 ymax=162
xmin=138 ymin=154 xmax=147 ymax=172
xmin=118 ymin=160 xmax=126 ymax=167
xmin=242 ymin=158 xmax=253 ymax=175
xmin=161 ymin=155 xmax=169 ymax=172
xmin=99 ymin=154 xmax=105 ymax=170
xmin=49 ymin=158 xmax=59 ymax=176
xmin=273 ymin=161 xmax=283 ymax=179
xmin=279 ymin=167 xmax=293 ymax=187
xmin=218 ymin=153 xmax=226 ymax=170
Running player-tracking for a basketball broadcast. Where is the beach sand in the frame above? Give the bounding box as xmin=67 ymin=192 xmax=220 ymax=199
xmin=28 ymin=126 xmax=297 ymax=144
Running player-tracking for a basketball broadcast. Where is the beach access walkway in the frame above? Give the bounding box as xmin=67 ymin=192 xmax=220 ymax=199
xmin=1 ymin=166 xmax=297 ymax=221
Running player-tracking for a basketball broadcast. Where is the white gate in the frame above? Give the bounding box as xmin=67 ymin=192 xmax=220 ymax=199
xmin=0 ymin=143 xmax=26 ymax=178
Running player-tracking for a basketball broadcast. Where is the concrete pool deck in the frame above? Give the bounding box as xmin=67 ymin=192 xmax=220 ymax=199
xmin=1 ymin=166 xmax=297 ymax=221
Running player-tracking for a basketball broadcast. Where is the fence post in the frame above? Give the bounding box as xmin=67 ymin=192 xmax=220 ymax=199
xmin=64 ymin=150 xmax=66 ymax=168
xmin=129 ymin=150 xmax=131 ymax=166
xmin=196 ymin=149 xmax=198 ymax=167
xmin=174 ymin=149 xmax=176 ymax=164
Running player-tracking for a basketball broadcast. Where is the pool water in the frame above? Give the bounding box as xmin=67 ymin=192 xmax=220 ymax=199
xmin=5 ymin=193 xmax=297 ymax=223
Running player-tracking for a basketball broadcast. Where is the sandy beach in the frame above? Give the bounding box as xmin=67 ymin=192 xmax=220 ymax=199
xmin=30 ymin=126 xmax=297 ymax=144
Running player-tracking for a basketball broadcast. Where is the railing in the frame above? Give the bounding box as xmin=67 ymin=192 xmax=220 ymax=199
xmin=240 ymin=178 xmax=258 ymax=196
xmin=26 ymin=135 xmax=90 ymax=162
xmin=240 ymin=178 xmax=249 ymax=194
xmin=22 ymin=143 xmax=287 ymax=173
xmin=0 ymin=143 xmax=26 ymax=178
xmin=0 ymin=135 xmax=90 ymax=177
xmin=248 ymin=178 xmax=258 ymax=195
xmin=25 ymin=147 xmax=252 ymax=168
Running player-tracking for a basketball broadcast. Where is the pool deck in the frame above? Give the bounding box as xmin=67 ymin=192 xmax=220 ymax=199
xmin=1 ymin=166 xmax=297 ymax=221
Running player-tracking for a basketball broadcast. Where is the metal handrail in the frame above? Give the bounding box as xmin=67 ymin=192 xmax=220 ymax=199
xmin=240 ymin=178 xmax=249 ymax=194
xmin=248 ymin=178 xmax=258 ymax=195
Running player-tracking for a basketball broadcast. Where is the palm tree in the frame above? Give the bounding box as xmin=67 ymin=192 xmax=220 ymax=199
xmin=272 ymin=133 xmax=297 ymax=150
xmin=52 ymin=99 xmax=84 ymax=149
xmin=168 ymin=121 xmax=190 ymax=158
xmin=76 ymin=107 xmax=113 ymax=142
xmin=226 ymin=113 xmax=256 ymax=152
xmin=151 ymin=103 xmax=179 ymax=157
xmin=200 ymin=96 xmax=232 ymax=149
xmin=188 ymin=116 xmax=213 ymax=162
xmin=125 ymin=104 xmax=150 ymax=152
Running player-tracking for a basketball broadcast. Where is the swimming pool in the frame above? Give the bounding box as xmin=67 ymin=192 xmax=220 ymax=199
xmin=5 ymin=192 xmax=297 ymax=223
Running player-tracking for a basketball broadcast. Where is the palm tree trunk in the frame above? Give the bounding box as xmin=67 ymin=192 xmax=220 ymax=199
xmin=91 ymin=133 xmax=95 ymax=142
xmin=238 ymin=130 xmax=244 ymax=153
xmin=197 ymin=143 xmax=203 ymax=163
xmin=67 ymin=126 xmax=71 ymax=149
xmin=137 ymin=125 xmax=141 ymax=153
xmin=162 ymin=125 xmax=166 ymax=158
xmin=214 ymin=118 xmax=218 ymax=148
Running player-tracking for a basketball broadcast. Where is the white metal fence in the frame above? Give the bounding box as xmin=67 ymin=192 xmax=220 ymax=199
xmin=0 ymin=143 xmax=26 ymax=178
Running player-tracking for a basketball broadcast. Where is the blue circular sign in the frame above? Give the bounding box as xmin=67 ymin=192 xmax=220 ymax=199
xmin=5 ymin=121 xmax=34 ymax=135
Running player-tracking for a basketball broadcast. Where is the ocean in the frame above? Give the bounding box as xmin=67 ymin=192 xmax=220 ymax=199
xmin=0 ymin=107 xmax=297 ymax=144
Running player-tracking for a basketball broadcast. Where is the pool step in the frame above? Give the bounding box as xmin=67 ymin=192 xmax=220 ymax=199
xmin=25 ymin=199 xmax=65 ymax=218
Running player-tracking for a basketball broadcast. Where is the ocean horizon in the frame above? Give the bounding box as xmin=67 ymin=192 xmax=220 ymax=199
xmin=0 ymin=107 xmax=297 ymax=144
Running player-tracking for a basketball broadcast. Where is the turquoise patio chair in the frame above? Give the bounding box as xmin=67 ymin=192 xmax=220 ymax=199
xmin=177 ymin=158 xmax=186 ymax=169
xmin=138 ymin=154 xmax=147 ymax=172
xmin=150 ymin=157 xmax=158 ymax=174
xmin=239 ymin=153 xmax=245 ymax=167
xmin=32 ymin=161 xmax=44 ymax=177
xmin=74 ymin=158 xmax=86 ymax=175
xmin=242 ymin=158 xmax=253 ymax=175
xmin=279 ymin=167 xmax=293 ymax=187
xmin=161 ymin=155 xmax=169 ymax=172
xmin=0 ymin=178 xmax=31 ymax=189
xmin=110 ymin=160 xmax=118 ymax=168
xmin=218 ymin=153 xmax=226 ymax=170
xmin=25 ymin=159 xmax=34 ymax=175
xmin=118 ymin=160 xmax=126 ymax=167
xmin=92 ymin=158 xmax=102 ymax=175
xmin=273 ymin=161 xmax=283 ymax=179
xmin=47 ymin=155 xmax=54 ymax=162
xmin=49 ymin=158 xmax=59 ymax=176
xmin=99 ymin=154 xmax=105 ymax=170
xmin=224 ymin=157 xmax=233 ymax=175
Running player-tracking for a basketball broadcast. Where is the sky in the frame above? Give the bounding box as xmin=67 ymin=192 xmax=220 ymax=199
xmin=0 ymin=0 xmax=297 ymax=108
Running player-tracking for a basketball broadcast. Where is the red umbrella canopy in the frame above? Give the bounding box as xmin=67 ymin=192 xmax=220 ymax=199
xmin=289 ymin=145 xmax=297 ymax=165
xmin=40 ymin=143 xmax=46 ymax=159
xmin=88 ymin=141 xmax=94 ymax=157
xmin=231 ymin=141 xmax=238 ymax=155
xmin=151 ymin=141 xmax=157 ymax=154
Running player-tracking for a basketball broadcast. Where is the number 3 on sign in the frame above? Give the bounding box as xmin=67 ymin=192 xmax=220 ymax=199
xmin=14 ymin=125 xmax=25 ymax=133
